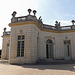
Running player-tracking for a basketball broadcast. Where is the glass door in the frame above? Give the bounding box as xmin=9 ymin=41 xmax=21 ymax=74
xmin=64 ymin=40 xmax=71 ymax=60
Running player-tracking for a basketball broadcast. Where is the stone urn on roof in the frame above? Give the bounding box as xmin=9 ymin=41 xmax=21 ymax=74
xmin=33 ymin=10 xmax=37 ymax=16
xmin=28 ymin=9 xmax=32 ymax=15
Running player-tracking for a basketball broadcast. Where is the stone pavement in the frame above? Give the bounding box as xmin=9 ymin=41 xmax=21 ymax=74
xmin=0 ymin=62 xmax=75 ymax=75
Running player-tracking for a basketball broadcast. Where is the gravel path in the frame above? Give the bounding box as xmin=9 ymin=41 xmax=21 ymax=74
xmin=0 ymin=63 xmax=75 ymax=75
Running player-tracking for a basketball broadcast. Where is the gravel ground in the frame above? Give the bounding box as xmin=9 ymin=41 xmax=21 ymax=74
xmin=0 ymin=63 xmax=75 ymax=75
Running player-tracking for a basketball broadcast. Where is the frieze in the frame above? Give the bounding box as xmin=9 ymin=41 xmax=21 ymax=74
xmin=44 ymin=36 xmax=55 ymax=39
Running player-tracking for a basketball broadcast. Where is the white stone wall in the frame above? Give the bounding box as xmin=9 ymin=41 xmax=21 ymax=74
xmin=1 ymin=36 xmax=10 ymax=59
xmin=2 ymin=23 xmax=75 ymax=64
xmin=38 ymin=31 xmax=75 ymax=60
xmin=9 ymin=24 xmax=39 ymax=64
xmin=38 ymin=31 xmax=58 ymax=60
xmin=60 ymin=32 xmax=75 ymax=60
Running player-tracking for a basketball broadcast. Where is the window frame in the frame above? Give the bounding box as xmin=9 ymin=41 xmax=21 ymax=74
xmin=17 ymin=35 xmax=25 ymax=57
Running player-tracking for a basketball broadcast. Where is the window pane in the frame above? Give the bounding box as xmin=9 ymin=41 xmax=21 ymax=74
xmin=22 ymin=35 xmax=24 ymax=39
xmin=21 ymin=41 xmax=24 ymax=48
xmin=17 ymin=41 xmax=21 ymax=57
xmin=17 ymin=53 xmax=20 ymax=57
xmin=67 ymin=45 xmax=70 ymax=56
xmin=46 ymin=44 xmax=49 ymax=58
xmin=17 ymin=48 xmax=20 ymax=57
xmin=21 ymin=41 xmax=24 ymax=57
xmin=21 ymin=52 xmax=24 ymax=57
xmin=18 ymin=36 xmax=21 ymax=40
xmin=22 ymin=41 xmax=24 ymax=43
xmin=17 ymin=35 xmax=24 ymax=57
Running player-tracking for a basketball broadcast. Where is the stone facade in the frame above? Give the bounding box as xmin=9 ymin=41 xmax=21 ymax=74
xmin=1 ymin=9 xmax=75 ymax=64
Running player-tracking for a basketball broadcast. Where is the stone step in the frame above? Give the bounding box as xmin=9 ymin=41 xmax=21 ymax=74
xmin=0 ymin=60 xmax=8 ymax=63
xmin=36 ymin=60 xmax=75 ymax=65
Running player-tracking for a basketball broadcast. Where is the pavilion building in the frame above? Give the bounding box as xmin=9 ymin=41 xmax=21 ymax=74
xmin=1 ymin=9 xmax=75 ymax=64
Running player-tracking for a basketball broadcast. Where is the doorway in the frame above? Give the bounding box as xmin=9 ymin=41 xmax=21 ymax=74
xmin=64 ymin=40 xmax=71 ymax=60
xmin=46 ymin=39 xmax=53 ymax=59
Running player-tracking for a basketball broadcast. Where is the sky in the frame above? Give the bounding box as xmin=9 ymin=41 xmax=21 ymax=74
xmin=0 ymin=0 xmax=75 ymax=49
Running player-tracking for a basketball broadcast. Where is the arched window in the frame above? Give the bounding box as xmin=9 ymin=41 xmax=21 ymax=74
xmin=46 ymin=39 xmax=53 ymax=59
xmin=46 ymin=39 xmax=53 ymax=44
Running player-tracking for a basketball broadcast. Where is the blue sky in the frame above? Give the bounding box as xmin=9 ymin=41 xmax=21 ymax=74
xmin=0 ymin=0 xmax=75 ymax=49
xmin=37 ymin=0 xmax=75 ymax=25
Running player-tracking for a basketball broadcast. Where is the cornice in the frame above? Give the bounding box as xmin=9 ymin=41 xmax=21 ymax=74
xmin=9 ymin=21 xmax=75 ymax=33
xmin=2 ymin=35 xmax=10 ymax=38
